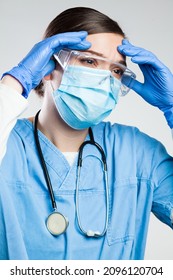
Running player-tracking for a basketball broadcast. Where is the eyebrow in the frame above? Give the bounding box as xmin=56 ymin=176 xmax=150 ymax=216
xmin=84 ymin=50 xmax=127 ymax=67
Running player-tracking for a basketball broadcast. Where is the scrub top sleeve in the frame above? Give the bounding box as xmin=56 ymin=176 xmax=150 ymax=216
xmin=0 ymin=83 xmax=28 ymax=164
xmin=151 ymin=141 xmax=173 ymax=229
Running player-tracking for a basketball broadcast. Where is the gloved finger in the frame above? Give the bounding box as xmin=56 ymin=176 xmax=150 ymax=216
xmin=118 ymin=44 xmax=152 ymax=58
xmin=118 ymin=39 xmax=143 ymax=50
xmin=47 ymin=31 xmax=89 ymax=48
xmin=121 ymin=39 xmax=130 ymax=45
xmin=118 ymin=40 xmax=155 ymax=59
xmin=130 ymin=79 xmax=144 ymax=95
xmin=64 ymin=31 xmax=88 ymax=39
xmin=63 ymin=39 xmax=91 ymax=50
xmin=131 ymin=55 xmax=164 ymax=70
xmin=57 ymin=38 xmax=91 ymax=49
xmin=48 ymin=31 xmax=88 ymax=40
xmin=50 ymin=36 xmax=83 ymax=48
xmin=118 ymin=42 xmax=165 ymax=71
xmin=118 ymin=39 xmax=140 ymax=53
xmin=42 ymin=60 xmax=56 ymax=76
xmin=53 ymin=40 xmax=91 ymax=54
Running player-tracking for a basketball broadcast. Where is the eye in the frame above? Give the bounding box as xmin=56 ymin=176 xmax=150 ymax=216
xmin=77 ymin=57 xmax=98 ymax=68
xmin=112 ymin=68 xmax=124 ymax=79
xmin=87 ymin=59 xmax=95 ymax=65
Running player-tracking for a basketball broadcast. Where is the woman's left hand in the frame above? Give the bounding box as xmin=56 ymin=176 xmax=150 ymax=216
xmin=118 ymin=39 xmax=173 ymax=128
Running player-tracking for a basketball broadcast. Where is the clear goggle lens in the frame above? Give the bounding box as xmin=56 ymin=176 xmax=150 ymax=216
xmin=54 ymin=49 xmax=136 ymax=96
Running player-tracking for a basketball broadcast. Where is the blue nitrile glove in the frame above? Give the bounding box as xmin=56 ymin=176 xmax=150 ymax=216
xmin=2 ymin=31 xmax=91 ymax=98
xmin=118 ymin=39 xmax=173 ymax=128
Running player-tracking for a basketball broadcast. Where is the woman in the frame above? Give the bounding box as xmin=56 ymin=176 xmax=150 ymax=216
xmin=0 ymin=7 xmax=173 ymax=260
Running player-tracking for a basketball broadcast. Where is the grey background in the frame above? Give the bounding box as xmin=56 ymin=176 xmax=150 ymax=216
xmin=1 ymin=0 xmax=173 ymax=259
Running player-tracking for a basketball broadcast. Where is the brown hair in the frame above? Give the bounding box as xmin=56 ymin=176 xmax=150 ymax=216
xmin=35 ymin=7 xmax=125 ymax=96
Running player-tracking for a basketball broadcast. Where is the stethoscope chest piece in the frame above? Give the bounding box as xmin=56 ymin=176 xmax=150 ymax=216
xmin=46 ymin=212 xmax=69 ymax=236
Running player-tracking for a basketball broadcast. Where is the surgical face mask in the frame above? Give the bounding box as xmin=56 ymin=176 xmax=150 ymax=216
xmin=52 ymin=49 xmax=136 ymax=130
xmin=52 ymin=65 xmax=121 ymax=130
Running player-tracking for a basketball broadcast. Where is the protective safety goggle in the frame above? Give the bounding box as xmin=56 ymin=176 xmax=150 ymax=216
xmin=54 ymin=49 xmax=136 ymax=96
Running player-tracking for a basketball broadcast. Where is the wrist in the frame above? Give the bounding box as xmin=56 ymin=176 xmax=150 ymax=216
xmin=1 ymin=75 xmax=23 ymax=94
xmin=2 ymin=66 xmax=32 ymax=98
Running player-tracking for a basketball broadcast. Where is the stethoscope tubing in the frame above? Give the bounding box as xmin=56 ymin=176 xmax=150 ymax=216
xmin=34 ymin=110 xmax=57 ymax=210
xmin=76 ymin=165 xmax=109 ymax=237
xmin=76 ymin=127 xmax=109 ymax=237
xmin=33 ymin=110 xmax=109 ymax=237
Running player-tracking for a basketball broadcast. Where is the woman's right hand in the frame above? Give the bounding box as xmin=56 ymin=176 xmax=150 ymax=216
xmin=2 ymin=31 xmax=91 ymax=98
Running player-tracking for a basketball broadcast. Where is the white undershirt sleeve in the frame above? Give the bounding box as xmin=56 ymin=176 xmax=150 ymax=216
xmin=0 ymin=82 xmax=28 ymax=164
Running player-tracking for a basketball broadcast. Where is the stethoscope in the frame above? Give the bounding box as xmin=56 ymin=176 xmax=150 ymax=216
xmin=34 ymin=110 xmax=109 ymax=237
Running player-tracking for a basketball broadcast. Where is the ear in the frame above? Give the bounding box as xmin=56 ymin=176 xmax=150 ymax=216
xmin=43 ymin=74 xmax=51 ymax=81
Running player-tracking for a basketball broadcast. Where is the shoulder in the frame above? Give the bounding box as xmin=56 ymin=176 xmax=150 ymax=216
xmin=99 ymin=122 xmax=173 ymax=182
xmin=95 ymin=121 xmax=168 ymax=160
xmin=0 ymin=118 xmax=34 ymax=181
xmin=96 ymin=121 xmax=157 ymax=146
xmin=10 ymin=118 xmax=34 ymax=143
xmin=2 ymin=118 xmax=34 ymax=163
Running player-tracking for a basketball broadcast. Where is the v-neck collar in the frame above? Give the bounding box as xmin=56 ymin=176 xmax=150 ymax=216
xmin=14 ymin=118 xmax=105 ymax=190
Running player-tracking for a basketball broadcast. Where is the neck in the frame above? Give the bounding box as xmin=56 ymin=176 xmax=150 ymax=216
xmin=36 ymin=97 xmax=88 ymax=153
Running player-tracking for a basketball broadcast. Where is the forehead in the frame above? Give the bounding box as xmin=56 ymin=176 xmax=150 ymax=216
xmin=87 ymin=33 xmax=124 ymax=62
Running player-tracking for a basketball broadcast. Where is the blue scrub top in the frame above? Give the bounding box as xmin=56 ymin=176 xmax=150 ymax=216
xmin=0 ymin=119 xmax=173 ymax=260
